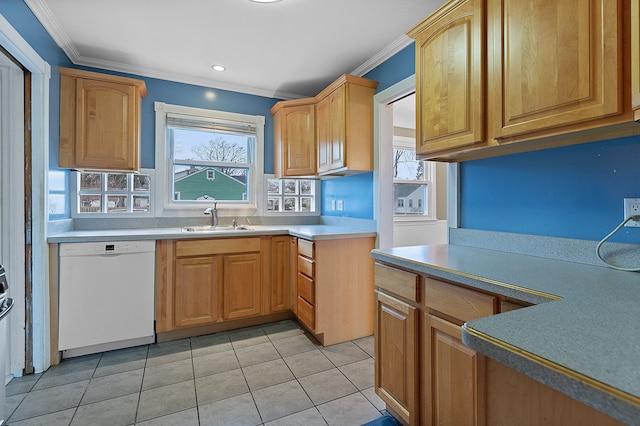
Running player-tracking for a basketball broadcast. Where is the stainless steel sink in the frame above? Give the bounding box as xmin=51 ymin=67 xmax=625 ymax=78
xmin=181 ymin=225 xmax=253 ymax=232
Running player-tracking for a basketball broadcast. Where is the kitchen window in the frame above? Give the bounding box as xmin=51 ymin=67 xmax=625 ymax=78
xmin=393 ymin=136 xmax=431 ymax=218
xmin=264 ymin=176 xmax=319 ymax=214
xmin=71 ymin=170 xmax=153 ymax=216
xmin=155 ymin=102 xmax=264 ymax=216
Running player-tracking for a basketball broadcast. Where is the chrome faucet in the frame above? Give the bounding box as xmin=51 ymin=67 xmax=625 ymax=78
xmin=203 ymin=202 xmax=219 ymax=226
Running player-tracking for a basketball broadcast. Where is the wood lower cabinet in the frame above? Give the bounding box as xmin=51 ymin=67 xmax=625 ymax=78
xmin=156 ymin=236 xmax=284 ymax=335
xmin=223 ymin=253 xmax=261 ymax=320
xmin=295 ymin=236 xmax=376 ymax=345
xmin=425 ymin=314 xmax=485 ymax=426
xmin=269 ymin=235 xmax=290 ymax=313
xmin=486 ymin=358 xmax=625 ymax=426
xmin=374 ymin=261 xmax=624 ymax=425
xmin=174 ymin=256 xmax=222 ymax=327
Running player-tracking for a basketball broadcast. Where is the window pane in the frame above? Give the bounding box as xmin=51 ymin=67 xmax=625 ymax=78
xmin=80 ymin=173 xmax=102 ymax=191
xmin=133 ymin=195 xmax=150 ymax=212
xmin=393 ymin=149 xmax=425 ymax=180
xmin=394 ymin=183 xmax=427 ymax=215
xmin=133 ymin=174 xmax=151 ymax=191
xmin=107 ymin=173 xmax=128 ymax=191
xmin=172 ymin=128 xmax=249 ymax=164
xmin=79 ymin=195 xmax=101 ymax=213
xmin=107 ymin=195 xmax=127 ymax=212
xmin=173 ymin=166 xmax=248 ymax=201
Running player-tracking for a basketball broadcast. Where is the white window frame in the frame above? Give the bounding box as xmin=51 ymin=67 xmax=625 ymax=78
xmin=70 ymin=169 xmax=155 ymax=218
xmin=155 ymin=102 xmax=265 ymax=218
xmin=393 ymin=134 xmax=436 ymax=222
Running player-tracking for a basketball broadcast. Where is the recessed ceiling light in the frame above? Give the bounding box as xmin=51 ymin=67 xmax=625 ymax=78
xmin=211 ymin=65 xmax=225 ymax=72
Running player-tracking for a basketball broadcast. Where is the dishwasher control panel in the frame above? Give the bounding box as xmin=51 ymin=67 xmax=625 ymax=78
xmin=59 ymin=240 xmax=156 ymax=256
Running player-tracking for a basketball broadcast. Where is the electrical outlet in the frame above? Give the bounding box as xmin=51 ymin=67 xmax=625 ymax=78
xmin=623 ymin=198 xmax=640 ymax=227
xmin=331 ymin=200 xmax=336 ymax=211
xmin=337 ymin=200 xmax=344 ymax=211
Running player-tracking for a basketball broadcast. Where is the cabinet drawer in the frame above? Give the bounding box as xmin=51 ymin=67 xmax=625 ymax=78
xmin=297 ymin=296 xmax=315 ymax=330
xmin=176 ymin=237 xmax=261 ymax=257
xmin=297 ymin=255 xmax=315 ymax=278
xmin=374 ymin=263 xmax=419 ymax=303
xmin=425 ymin=278 xmax=497 ymax=323
xmin=297 ymin=238 xmax=314 ymax=259
xmin=297 ymin=273 xmax=315 ymax=304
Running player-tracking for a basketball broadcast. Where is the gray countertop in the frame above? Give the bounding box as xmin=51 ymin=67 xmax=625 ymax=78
xmin=371 ymin=244 xmax=640 ymax=425
xmin=48 ymin=224 xmax=377 ymax=243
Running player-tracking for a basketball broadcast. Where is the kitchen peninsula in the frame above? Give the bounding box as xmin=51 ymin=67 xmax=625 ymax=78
xmin=371 ymin=243 xmax=639 ymax=426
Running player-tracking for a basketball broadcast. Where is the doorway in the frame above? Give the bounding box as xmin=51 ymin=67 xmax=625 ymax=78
xmin=0 ymin=46 xmax=27 ymax=380
xmin=373 ymin=76 xmax=448 ymax=249
xmin=0 ymin=13 xmax=50 ymax=375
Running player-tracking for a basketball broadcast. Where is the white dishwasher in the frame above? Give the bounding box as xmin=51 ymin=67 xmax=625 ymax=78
xmin=58 ymin=240 xmax=156 ymax=358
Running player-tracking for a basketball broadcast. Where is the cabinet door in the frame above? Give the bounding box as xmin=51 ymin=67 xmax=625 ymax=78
xmin=270 ymin=236 xmax=290 ymax=313
xmin=316 ymin=95 xmax=331 ymax=173
xmin=174 ymin=256 xmax=222 ymax=327
xmin=375 ymin=290 xmax=419 ymax=425
xmin=425 ymin=313 xmax=485 ymax=426
xmin=317 ymin=86 xmax=346 ymax=173
xmin=489 ymin=0 xmax=622 ymax=138
xmin=74 ymin=78 xmax=139 ymax=170
xmin=223 ymin=253 xmax=262 ymax=320
xmin=411 ymin=0 xmax=484 ymax=156
xmin=289 ymin=237 xmax=298 ymax=313
xmin=280 ymin=103 xmax=316 ymax=176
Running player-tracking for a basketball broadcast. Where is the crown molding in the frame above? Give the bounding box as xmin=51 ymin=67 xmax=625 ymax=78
xmin=350 ymin=35 xmax=414 ymax=77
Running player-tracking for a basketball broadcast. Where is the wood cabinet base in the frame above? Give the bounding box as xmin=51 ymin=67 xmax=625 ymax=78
xmin=156 ymin=311 xmax=294 ymax=343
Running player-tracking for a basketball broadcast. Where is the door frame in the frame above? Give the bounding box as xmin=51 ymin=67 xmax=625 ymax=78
xmin=373 ymin=75 xmax=416 ymax=249
xmin=0 ymin=13 xmax=51 ymax=374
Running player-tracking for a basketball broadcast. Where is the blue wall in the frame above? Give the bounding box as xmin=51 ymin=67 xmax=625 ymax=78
xmin=461 ymin=136 xmax=640 ymax=243
xmin=321 ymin=173 xmax=374 ymax=219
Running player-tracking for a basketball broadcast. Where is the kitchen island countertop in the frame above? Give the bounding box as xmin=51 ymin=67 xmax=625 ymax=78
xmin=371 ymin=243 xmax=640 ymax=425
xmin=48 ymin=224 xmax=376 ymax=243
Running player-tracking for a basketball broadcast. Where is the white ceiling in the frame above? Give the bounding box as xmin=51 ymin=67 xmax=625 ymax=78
xmin=25 ymin=0 xmax=443 ymax=99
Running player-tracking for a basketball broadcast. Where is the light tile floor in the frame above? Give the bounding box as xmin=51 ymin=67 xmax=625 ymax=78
xmin=5 ymin=320 xmax=387 ymax=425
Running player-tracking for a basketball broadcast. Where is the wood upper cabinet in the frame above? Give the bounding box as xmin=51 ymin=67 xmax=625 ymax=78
xmin=488 ymin=0 xmax=623 ymax=139
xmin=407 ymin=0 xmax=485 ymax=156
xmin=408 ymin=0 xmax=637 ymax=161
xmin=59 ymin=67 xmax=147 ymax=171
xmin=271 ymin=98 xmax=316 ymax=177
xmin=632 ymin=0 xmax=640 ymax=119
xmin=315 ymin=75 xmax=378 ymax=176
